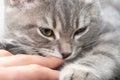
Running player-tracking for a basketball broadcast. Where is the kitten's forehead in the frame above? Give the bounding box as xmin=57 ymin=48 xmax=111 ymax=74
xmin=6 ymin=0 xmax=98 ymax=32
xmin=37 ymin=0 xmax=96 ymax=31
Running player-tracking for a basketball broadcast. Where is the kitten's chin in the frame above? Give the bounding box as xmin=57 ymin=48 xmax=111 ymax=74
xmin=38 ymin=48 xmax=81 ymax=60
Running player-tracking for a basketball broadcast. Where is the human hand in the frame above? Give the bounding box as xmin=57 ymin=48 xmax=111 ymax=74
xmin=0 ymin=50 xmax=64 ymax=80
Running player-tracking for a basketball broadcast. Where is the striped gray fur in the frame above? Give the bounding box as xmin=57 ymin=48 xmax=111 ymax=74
xmin=1 ymin=0 xmax=120 ymax=80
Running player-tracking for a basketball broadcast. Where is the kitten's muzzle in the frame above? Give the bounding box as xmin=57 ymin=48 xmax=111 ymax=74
xmin=61 ymin=53 xmax=71 ymax=59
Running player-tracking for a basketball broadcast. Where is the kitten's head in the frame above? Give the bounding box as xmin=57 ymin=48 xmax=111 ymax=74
xmin=5 ymin=0 xmax=103 ymax=60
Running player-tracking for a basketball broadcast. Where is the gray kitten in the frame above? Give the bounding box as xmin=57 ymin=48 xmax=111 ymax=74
xmin=1 ymin=0 xmax=120 ymax=80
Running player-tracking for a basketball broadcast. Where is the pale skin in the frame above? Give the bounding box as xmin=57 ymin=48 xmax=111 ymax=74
xmin=0 ymin=50 xmax=64 ymax=80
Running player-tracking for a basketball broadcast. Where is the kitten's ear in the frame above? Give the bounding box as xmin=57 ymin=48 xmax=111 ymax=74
xmin=7 ymin=0 xmax=34 ymax=7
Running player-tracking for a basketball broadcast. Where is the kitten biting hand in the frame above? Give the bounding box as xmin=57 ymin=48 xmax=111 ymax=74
xmin=2 ymin=0 xmax=120 ymax=80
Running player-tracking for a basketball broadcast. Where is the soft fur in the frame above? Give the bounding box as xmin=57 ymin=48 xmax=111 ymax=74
xmin=1 ymin=0 xmax=120 ymax=80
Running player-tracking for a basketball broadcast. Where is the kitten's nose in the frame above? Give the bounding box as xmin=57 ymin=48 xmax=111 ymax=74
xmin=61 ymin=53 xmax=71 ymax=59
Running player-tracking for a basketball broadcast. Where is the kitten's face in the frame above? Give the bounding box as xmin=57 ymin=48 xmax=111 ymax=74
xmin=5 ymin=0 xmax=103 ymax=59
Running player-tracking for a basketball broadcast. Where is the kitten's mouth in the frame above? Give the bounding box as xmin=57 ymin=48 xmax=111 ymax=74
xmin=37 ymin=48 xmax=81 ymax=60
xmin=65 ymin=48 xmax=82 ymax=60
xmin=65 ymin=54 xmax=77 ymax=60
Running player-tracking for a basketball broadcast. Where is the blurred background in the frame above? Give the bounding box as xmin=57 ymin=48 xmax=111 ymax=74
xmin=0 ymin=0 xmax=4 ymax=37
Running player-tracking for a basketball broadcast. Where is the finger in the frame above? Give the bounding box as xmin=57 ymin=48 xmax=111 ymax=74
xmin=0 ymin=64 xmax=60 ymax=80
xmin=0 ymin=55 xmax=64 ymax=68
xmin=0 ymin=50 xmax=13 ymax=57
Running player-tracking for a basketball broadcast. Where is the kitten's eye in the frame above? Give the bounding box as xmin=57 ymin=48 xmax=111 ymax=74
xmin=39 ymin=28 xmax=54 ymax=37
xmin=74 ymin=26 xmax=87 ymax=35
